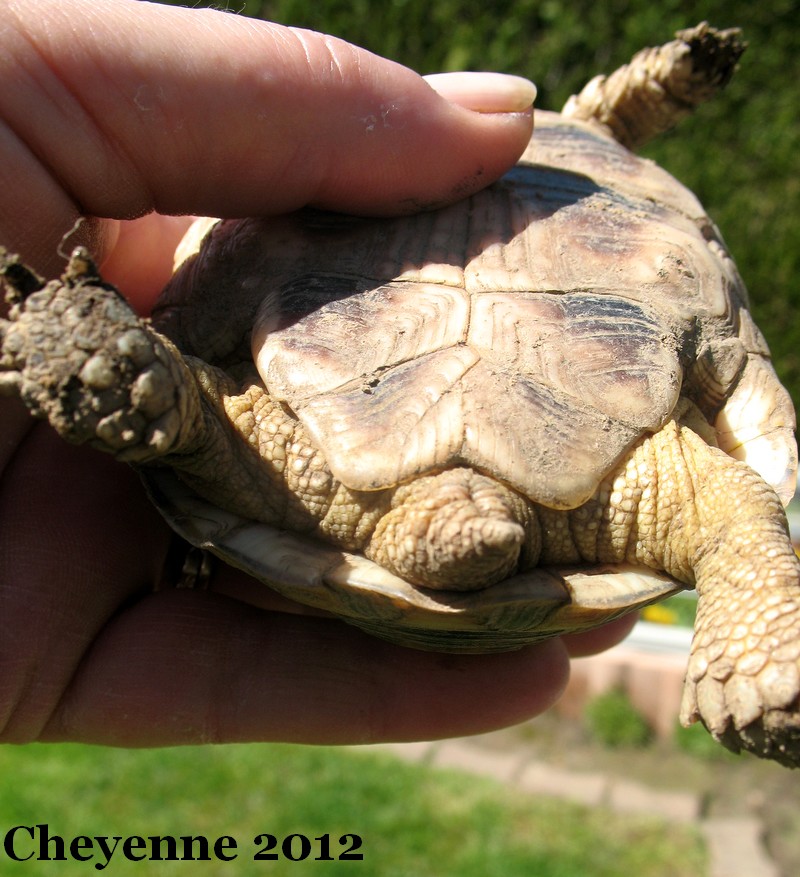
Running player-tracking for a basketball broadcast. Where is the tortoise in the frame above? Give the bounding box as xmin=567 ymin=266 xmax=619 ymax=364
xmin=1 ymin=24 xmax=799 ymax=766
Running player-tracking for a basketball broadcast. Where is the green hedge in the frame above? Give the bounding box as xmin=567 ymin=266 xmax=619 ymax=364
xmin=159 ymin=0 xmax=800 ymax=410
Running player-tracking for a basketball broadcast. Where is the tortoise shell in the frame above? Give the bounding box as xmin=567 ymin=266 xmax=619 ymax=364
xmin=148 ymin=110 xmax=795 ymax=650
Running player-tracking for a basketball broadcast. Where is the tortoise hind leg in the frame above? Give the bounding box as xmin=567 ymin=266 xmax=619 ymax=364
xmin=365 ymin=468 xmax=542 ymax=591
xmin=562 ymin=23 xmax=745 ymax=150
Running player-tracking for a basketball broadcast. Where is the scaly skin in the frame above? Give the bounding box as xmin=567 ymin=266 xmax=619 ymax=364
xmin=0 ymin=250 xmax=390 ymax=547
xmin=0 ymin=248 xmax=204 ymax=459
xmin=563 ymin=23 xmax=745 ymax=149
xmin=675 ymin=433 xmax=800 ymax=764
xmin=364 ymin=469 xmax=541 ymax=590
xmin=566 ymin=421 xmax=800 ymax=766
xmin=3 ymin=249 xmax=800 ymax=766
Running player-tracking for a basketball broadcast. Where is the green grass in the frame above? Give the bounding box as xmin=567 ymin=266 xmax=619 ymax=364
xmin=0 ymin=742 xmax=704 ymax=875
xmin=584 ymin=689 xmax=653 ymax=749
xmin=673 ymin=721 xmax=739 ymax=763
xmin=642 ymin=592 xmax=698 ymax=628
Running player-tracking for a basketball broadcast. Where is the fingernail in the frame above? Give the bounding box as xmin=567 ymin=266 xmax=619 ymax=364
xmin=424 ymin=72 xmax=537 ymax=113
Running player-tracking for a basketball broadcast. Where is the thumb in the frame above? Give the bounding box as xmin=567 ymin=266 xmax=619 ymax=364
xmin=1 ymin=0 xmax=535 ymax=288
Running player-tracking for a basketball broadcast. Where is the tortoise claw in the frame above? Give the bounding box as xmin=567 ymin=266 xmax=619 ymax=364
xmin=0 ymin=248 xmax=46 ymax=303
xmin=61 ymin=246 xmax=105 ymax=288
xmin=680 ymin=590 xmax=800 ymax=767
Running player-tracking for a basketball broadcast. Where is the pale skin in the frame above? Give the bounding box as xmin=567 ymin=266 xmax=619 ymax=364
xmin=0 ymin=0 xmax=633 ymax=747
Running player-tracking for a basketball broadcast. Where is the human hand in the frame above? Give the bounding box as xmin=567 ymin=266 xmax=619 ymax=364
xmin=0 ymin=0 xmax=635 ymax=747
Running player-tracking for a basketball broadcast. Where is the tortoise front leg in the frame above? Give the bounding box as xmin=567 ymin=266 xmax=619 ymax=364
xmin=0 ymin=247 xmax=204 ymax=462
xmin=0 ymin=248 xmax=391 ymax=544
xmin=565 ymin=417 xmax=800 ymax=766
xmin=675 ymin=430 xmax=800 ymax=764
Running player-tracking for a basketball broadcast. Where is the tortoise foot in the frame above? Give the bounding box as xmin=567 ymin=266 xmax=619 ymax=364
xmin=0 ymin=248 xmax=191 ymax=461
xmin=680 ymin=583 xmax=800 ymax=767
xmin=681 ymin=676 xmax=800 ymax=768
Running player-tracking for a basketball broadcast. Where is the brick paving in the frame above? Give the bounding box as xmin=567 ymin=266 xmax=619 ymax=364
xmin=702 ymin=817 xmax=779 ymax=877
xmin=352 ymin=738 xmax=779 ymax=877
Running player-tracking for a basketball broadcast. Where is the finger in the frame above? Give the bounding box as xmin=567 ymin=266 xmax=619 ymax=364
xmin=206 ymin=560 xmax=336 ymax=617
xmin=0 ymin=424 xmax=172 ymax=742
xmin=97 ymin=215 xmax=198 ymax=312
xmin=0 ymin=397 xmax=36 ymax=475
xmin=561 ymin=613 xmax=639 ymax=658
xmin=0 ymin=418 xmax=567 ymax=746
xmin=41 ymin=589 xmax=570 ymax=747
xmin=1 ymin=0 xmax=534 ymax=282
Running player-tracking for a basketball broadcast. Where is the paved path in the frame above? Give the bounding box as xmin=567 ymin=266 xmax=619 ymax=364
xmin=352 ymin=738 xmax=780 ymax=877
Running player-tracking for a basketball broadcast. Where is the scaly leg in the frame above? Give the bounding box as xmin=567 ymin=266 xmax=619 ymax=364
xmin=563 ymin=23 xmax=745 ymax=150
xmin=560 ymin=418 xmax=800 ymax=765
